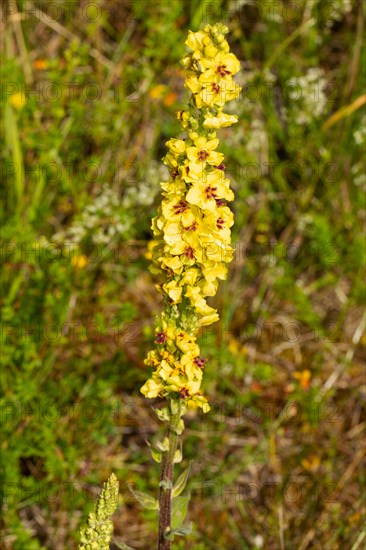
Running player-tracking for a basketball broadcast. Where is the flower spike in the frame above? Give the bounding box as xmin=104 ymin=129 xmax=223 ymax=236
xmin=141 ymin=24 xmax=241 ymax=413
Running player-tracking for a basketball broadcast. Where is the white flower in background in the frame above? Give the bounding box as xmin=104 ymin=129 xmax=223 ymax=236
xmin=324 ymin=0 xmax=352 ymax=27
xmin=284 ymin=68 xmax=327 ymax=125
xmin=354 ymin=115 xmax=366 ymax=146
xmin=122 ymin=161 xmax=166 ymax=209
xmin=225 ymin=68 xmax=270 ymax=163
xmin=53 ymin=164 xmax=163 ymax=249
xmin=246 ymin=117 xmax=268 ymax=159
xmin=352 ymin=163 xmax=366 ymax=189
xmin=229 ymin=0 xmax=283 ymax=22
xmin=53 ymin=184 xmax=132 ymax=246
xmin=229 ymin=1 xmax=352 ymax=33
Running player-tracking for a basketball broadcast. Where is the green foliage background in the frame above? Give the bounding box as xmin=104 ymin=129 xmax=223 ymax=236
xmin=1 ymin=1 xmax=365 ymax=548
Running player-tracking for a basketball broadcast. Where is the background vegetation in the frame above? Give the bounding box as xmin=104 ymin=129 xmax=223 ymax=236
xmin=1 ymin=1 xmax=365 ymax=548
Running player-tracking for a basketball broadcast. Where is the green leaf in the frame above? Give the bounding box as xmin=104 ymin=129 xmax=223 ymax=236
xmin=150 ymin=447 xmax=162 ymax=463
xmin=4 ymin=102 xmax=24 ymax=214
xmin=146 ymin=440 xmax=162 ymax=463
xmin=173 ymin=447 xmax=182 ymax=464
xmin=173 ymin=523 xmax=193 ymax=536
xmin=128 ymin=487 xmax=159 ymax=510
xmin=170 ymin=399 xmax=181 ymax=415
xmin=172 ymin=462 xmax=191 ymax=498
xmin=171 ymin=494 xmax=190 ymax=530
xmin=155 ymin=407 xmax=170 ymax=422
xmin=156 ymin=437 xmax=170 ymax=451
xmin=164 ymin=522 xmax=193 ymax=541
xmin=173 ymin=419 xmax=185 ymax=435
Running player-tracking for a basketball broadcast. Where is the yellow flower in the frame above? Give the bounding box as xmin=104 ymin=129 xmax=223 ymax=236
xmin=185 ymin=30 xmax=206 ymax=52
xmin=162 ymin=280 xmax=183 ymax=303
xmin=160 ymin=209 xmax=207 ymax=264
xmin=185 ymin=76 xmax=203 ymax=95
xmin=184 ymin=285 xmax=218 ymax=317
xmin=166 ymin=138 xmax=186 ymax=155
xmin=195 ymin=77 xmax=241 ymax=109
xmin=191 ymin=394 xmax=210 ymax=412
xmin=175 ymin=331 xmax=199 ymax=354
xmin=160 ymin=350 xmax=176 ymax=364
xmin=160 ymin=177 xmax=187 ymax=197
xmin=144 ymin=350 xmax=160 ymax=367
xmin=185 ymin=378 xmax=202 ymax=395
xmin=72 ymin=255 xmax=88 ymax=269
xmin=162 ymin=221 xmax=185 ymax=250
xmin=141 ymin=377 xmax=163 ymax=399
xmin=185 ymin=173 xmax=234 ymax=212
xmin=198 ymin=278 xmax=218 ymax=297
xmin=186 ymin=136 xmax=224 ymax=174
xmin=203 ymin=205 xmax=234 ymax=241
xmin=202 ymin=241 xmax=234 ymax=264
xmin=158 ymin=360 xmax=174 ymax=381
xmin=203 ymin=111 xmax=239 ymax=128
xmin=199 ymin=312 xmax=220 ymax=326
xmin=10 ymin=92 xmax=26 ymax=110
xmin=159 ymin=255 xmax=183 ymax=273
xmin=179 ymin=353 xmax=204 ymax=378
xmin=200 ymin=52 xmax=241 ymax=77
xmin=161 ymin=197 xmax=192 ymax=222
xmin=158 ymin=319 xmax=177 ymax=344
xmin=202 ymin=262 xmax=229 ymax=282
xmin=180 ymin=268 xmax=199 ymax=286
xmin=163 ymin=152 xmax=180 ymax=169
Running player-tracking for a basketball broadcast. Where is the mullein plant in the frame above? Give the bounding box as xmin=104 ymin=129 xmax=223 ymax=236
xmin=77 ymin=23 xmax=241 ymax=550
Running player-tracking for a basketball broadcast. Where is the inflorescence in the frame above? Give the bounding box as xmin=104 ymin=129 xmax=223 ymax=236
xmin=141 ymin=23 xmax=241 ymax=413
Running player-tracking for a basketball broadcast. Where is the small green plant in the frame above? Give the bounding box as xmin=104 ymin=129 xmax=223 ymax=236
xmin=77 ymin=22 xmax=241 ymax=549
xmin=78 ymin=473 xmax=119 ymax=550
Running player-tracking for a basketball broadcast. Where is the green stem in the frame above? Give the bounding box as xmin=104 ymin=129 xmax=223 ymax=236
xmin=157 ymin=401 xmax=181 ymax=549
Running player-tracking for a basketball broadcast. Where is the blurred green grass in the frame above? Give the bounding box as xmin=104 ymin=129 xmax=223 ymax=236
xmin=0 ymin=1 xmax=365 ymax=549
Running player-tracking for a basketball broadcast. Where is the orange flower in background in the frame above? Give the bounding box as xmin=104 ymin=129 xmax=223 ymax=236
xmin=302 ymin=454 xmax=321 ymax=471
xmin=33 ymin=59 xmax=48 ymax=70
xmin=149 ymin=84 xmax=167 ymax=99
xmin=164 ymin=92 xmax=178 ymax=106
xmin=294 ymin=369 xmax=312 ymax=390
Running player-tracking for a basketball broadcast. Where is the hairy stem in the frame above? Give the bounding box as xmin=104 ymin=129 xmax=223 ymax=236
xmin=157 ymin=402 xmax=180 ymax=549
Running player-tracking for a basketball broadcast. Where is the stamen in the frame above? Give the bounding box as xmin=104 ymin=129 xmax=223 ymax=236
xmin=184 ymin=246 xmax=195 ymax=259
xmin=216 ymin=64 xmax=231 ymax=77
xmin=183 ymin=221 xmax=198 ymax=231
xmin=215 ymin=198 xmax=226 ymax=207
xmin=173 ymin=200 xmax=188 ymax=214
xmin=194 ymin=356 xmax=207 ymax=368
xmin=205 ymin=185 xmax=218 ymax=199
xmin=180 ymin=387 xmax=190 ymax=398
xmin=155 ymin=331 xmax=167 ymax=344
xmin=198 ymin=150 xmax=209 ymax=161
